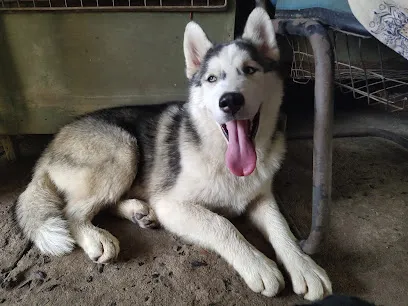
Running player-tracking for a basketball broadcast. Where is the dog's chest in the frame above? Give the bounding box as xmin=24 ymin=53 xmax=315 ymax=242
xmin=201 ymin=175 xmax=262 ymax=217
xmin=148 ymin=132 xmax=285 ymax=217
xmin=173 ymin=160 xmax=270 ymax=217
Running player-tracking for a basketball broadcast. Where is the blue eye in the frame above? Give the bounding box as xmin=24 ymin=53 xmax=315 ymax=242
xmin=207 ymin=75 xmax=217 ymax=83
xmin=243 ymin=66 xmax=258 ymax=75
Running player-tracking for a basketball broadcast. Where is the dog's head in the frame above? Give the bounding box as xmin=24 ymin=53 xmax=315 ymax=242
xmin=183 ymin=7 xmax=281 ymax=177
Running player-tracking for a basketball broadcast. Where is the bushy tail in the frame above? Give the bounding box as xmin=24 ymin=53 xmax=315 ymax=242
xmin=15 ymin=168 xmax=75 ymax=256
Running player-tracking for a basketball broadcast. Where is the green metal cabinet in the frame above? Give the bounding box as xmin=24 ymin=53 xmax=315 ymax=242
xmin=0 ymin=2 xmax=236 ymax=135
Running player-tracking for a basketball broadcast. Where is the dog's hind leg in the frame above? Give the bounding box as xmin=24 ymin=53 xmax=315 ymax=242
xmin=65 ymin=198 xmax=121 ymax=263
xmin=62 ymin=163 xmax=137 ymax=263
xmin=60 ymin=157 xmax=137 ymax=263
xmin=48 ymin=120 xmax=139 ymax=263
xmin=110 ymin=199 xmax=159 ymax=229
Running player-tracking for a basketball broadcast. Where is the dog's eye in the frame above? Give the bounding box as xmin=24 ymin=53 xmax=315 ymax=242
xmin=207 ymin=75 xmax=217 ymax=83
xmin=242 ymin=66 xmax=257 ymax=75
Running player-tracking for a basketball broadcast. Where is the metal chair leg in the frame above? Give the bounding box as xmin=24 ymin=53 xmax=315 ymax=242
xmin=273 ymin=19 xmax=334 ymax=255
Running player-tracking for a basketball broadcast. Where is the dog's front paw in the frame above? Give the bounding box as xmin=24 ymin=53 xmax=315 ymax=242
xmin=235 ymin=250 xmax=285 ymax=297
xmin=284 ymin=253 xmax=332 ymax=301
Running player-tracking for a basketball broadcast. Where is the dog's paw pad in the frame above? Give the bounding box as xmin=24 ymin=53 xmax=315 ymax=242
xmin=134 ymin=213 xmax=145 ymax=220
xmin=132 ymin=211 xmax=159 ymax=229
xmin=114 ymin=199 xmax=160 ymax=229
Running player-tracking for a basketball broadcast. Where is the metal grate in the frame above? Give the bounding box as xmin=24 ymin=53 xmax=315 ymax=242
xmin=0 ymin=0 xmax=227 ymax=12
xmin=286 ymin=29 xmax=408 ymax=112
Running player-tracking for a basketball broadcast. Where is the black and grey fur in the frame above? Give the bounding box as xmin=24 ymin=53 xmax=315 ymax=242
xmin=15 ymin=8 xmax=332 ymax=301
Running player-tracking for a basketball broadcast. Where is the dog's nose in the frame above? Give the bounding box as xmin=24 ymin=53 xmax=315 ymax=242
xmin=219 ymin=92 xmax=245 ymax=115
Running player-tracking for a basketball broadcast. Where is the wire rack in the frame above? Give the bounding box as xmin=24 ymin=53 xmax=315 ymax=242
xmin=287 ymin=29 xmax=408 ymax=112
xmin=0 ymin=0 xmax=227 ymax=11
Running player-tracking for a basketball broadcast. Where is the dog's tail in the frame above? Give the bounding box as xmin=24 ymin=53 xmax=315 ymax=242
xmin=15 ymin=163 xmax=75 ymax=256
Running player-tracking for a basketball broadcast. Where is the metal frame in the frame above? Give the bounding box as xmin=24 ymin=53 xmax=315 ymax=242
xmin=0 ymin=0 xmax=227 ymax=12
xmin=273 ymin=16 xmax=407 ymax=255
xmin=333 ymin=32 xmax=408 ymax=112
xmin=273 ymin=19 xmax=334 ymax=255
xmin=289 ymin=29 xmax=408 ymax=112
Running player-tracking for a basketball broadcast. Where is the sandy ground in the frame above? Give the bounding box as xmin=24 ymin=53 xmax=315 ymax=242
xmin=1 ymin=115 xmax=408 ymax=305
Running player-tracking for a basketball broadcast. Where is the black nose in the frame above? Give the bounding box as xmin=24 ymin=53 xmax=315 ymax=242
xmin=219 ymin=92 xmax=245 ymax=115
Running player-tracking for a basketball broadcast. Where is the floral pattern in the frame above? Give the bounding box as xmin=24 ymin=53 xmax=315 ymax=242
xmin=368 ymin=1 xmax=408 ymax=60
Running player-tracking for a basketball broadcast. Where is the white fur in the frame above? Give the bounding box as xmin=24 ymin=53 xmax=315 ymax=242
xmin=16 ymin=120 xmax=138 ymax=262
xmin=15 ymin=7 xmax=332 ymax=301
xmin=190 ymin=43 xmax=268 ymax=125
xmin=242 ymin=7 xmax=280 ymax=61
xmin=153 ymin=199 xmax=285 ymax=297
xmin=183 ymin=21 xmax=213 ymax=79
xmin=15 ymin=170 xmax=75 ymax=256
xmin=69 ymin=220 xmax=120 ymax=263
xmin=186 ymin=9 xmax=280 ymax=126
xmin=151 ymin=8 xmax=331 ymax=301
xmin=34 ymin=217 xmax=75 ymax=256
xmin=247 ymin=186 xmax=333 ymax=301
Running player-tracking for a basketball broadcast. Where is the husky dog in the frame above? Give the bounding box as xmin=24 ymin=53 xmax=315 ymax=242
xmin=15 ymin=8 xmax=332 ymax=301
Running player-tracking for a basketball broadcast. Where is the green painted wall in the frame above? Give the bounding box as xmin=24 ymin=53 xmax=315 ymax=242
xmin=0 ymin=5 xmax=235 ymax=134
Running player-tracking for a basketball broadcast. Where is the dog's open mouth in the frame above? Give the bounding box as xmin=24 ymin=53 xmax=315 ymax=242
xmin=220 ymin=110 xmax=260 ymax=177
xmin=220 ymin=110 xmax=260 ymax=142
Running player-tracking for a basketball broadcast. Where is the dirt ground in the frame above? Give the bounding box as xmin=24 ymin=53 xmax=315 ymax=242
xmin=1 ymin=114 xmax=408 ymax=305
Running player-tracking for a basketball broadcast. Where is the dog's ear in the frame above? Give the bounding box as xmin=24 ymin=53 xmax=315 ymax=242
xmin=183 ymin=21 xmax=213 ymax=79
xmin=242 ymin=7 xmax=279 ymax=61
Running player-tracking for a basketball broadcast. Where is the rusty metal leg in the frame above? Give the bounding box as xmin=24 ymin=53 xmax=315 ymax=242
xmin=302 ymin=24 xmax=334 ymax=255
xmin=273 ymin=19 xmax=334 ymax=254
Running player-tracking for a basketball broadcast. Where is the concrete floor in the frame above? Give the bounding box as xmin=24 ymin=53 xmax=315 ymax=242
xmin=0 ymin=101 xmax=407 ymax=305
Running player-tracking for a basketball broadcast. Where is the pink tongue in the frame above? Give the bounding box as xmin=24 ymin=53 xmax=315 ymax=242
xmin=225 ymin=120 xmax=257 ymax=176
